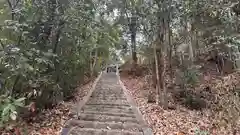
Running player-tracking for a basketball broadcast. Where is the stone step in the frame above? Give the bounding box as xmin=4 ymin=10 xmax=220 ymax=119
xmin=65 ymin=120 xmax=143 ymax=132
xmin=92 ymin=89 xmax=122 ymax=91
xmin=81 ymin=105 xmax=134 ymax=114
xmin=96 ymin=89 xmax=122 ymax=92
xmin=60 ymin=74 xmax=153 ymax=135
xmin=86 ymin=100 xmax=129 ymax=105
xmin=70 ymin=127 xmax=143 ymax=135
xmin=90 ymin=95 xmax=125 ymax=98
xmin=80 ymin=108 xmax=135 ymax=114
xmin=88 ymin=97 xmax=127 ymax=100
xmin=91 ymin=91 xmax=124 ymax=94
xmin=84 ymin=103 xmax=131 ymax=108
xmin=77 ymin=113 xmax=140 ymax=123
xmin=79 ymin=111 xmax=136 ymax=118
xmin=91 ymin=94 xmax=124 ymax=96
xmin=90 ymin=95 xmax=126 ymax=98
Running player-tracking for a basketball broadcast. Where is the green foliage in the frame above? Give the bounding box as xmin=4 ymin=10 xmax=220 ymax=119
xmin=195 ymin=128 xmax=209 ymax=135
xmin=183 ymin=68 xmax=199 ymax=86
xmin=0 ymin=0 xmax=121 ymax=127
xmin=177 ymin=68 xmax=199 ymax=88
xmin=0 ymin=96 xmax=25 ymax=126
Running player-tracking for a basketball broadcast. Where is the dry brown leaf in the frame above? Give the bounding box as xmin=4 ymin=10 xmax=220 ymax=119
xmin=176 ymin=132 xmax=185 ymax=135
xmin=120 ymin=70 xmax=240 ymax=135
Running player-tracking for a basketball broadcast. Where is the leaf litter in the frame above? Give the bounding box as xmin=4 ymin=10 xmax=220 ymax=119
xmin=121 ymin=71 xmax=240 ymax=135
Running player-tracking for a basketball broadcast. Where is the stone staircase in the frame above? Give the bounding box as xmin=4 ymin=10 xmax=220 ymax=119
xmin=61 ymin=73 xmax=152 ymax=135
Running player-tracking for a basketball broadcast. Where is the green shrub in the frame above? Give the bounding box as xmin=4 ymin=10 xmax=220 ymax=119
xmin=0 ymin=95 xmax=25 ymax=127
xmin=183 ymin=68 xmax=199 ymax=86
xmin=195 ymin=128 xmax=209 ymax=135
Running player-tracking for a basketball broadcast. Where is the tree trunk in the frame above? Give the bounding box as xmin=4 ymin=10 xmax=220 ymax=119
xmin=188 ymin=22 xmax=194 ymax=63
xmin=152 ymin=59 xmax=156 ymax=88
xmin=194 ymin=30 xmax=199 ymax=57
xmin=161 ymin=51 xmax=168 ymax=109
xmin=167 ymin=12 xmax=173 ymax=84
xmin=91 ymin=49 xmax=98 ymax=77
xmin=154 ymin=44 xmax=161 ymax=104
xmin=157 ymin=12 xmax=168 ymax=109
xmin=131 ymin=34 xmax=137 ymax=63
xmin=130 ymin=15 xmax=138 ymax=64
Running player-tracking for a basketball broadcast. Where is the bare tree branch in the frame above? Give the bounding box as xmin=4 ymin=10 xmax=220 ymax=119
xmin=0 ymin=39 xmax=4 ymax=49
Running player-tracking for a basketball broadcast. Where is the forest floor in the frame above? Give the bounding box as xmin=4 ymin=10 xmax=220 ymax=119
xmin=121 ymin=76 xmax=211 ymax=135
xmin=1 ymin=64 xmax=239 ymax=135
xmin=120 ymin=67 xmax=240 ymax=135
xmin=1 ymin=78 xmax=96 ymax=135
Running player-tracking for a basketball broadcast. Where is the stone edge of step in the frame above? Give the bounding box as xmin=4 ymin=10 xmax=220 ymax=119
xmin=71 ymin=127 xmax=144 ymax=135
xmin=77 ymin=114 xmax=140 ymax=123
xmin=78 ymin=111 xmax=136 ymax=118
xmin=64 ymin=119 xmax=144 ymax=132
xmin=59 ymin=72 xmax=103 ymax=135
xmin=117 ymin=75 xmax=154 ymax=135
xmin=76 ymin=71 xmax=103 ymax=117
